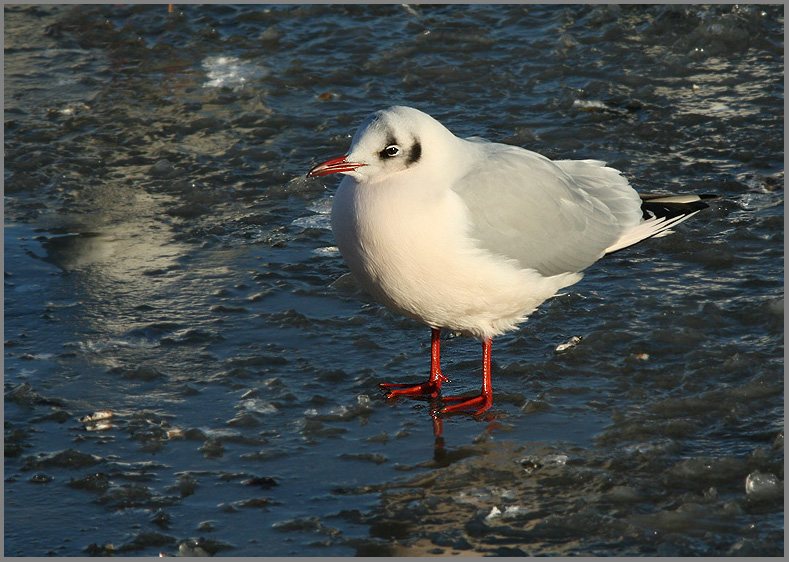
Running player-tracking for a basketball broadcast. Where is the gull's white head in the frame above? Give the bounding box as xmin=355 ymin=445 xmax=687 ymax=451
xmin=308 ymin=106 xmax=459 ymax=183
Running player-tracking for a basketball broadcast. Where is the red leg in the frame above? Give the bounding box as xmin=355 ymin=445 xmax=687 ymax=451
xmin=380 ymin=328 xmax=449 ymax=398
xmin=440 ymin=338 xmax=493 ymax=415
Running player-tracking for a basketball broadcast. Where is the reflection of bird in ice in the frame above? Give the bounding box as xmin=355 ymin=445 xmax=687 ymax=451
xmin=309 ymin=106 xmax=715 ymax=416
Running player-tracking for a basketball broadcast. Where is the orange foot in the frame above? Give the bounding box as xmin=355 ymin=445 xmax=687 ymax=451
xmin=440 ymin=391 xmax=493 ymax=416
xmin=380 ymin=372 xmax=449 ymax=399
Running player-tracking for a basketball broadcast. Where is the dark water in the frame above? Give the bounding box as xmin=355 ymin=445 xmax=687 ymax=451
xmin=4 ymin=4 xmax=783 ymax=556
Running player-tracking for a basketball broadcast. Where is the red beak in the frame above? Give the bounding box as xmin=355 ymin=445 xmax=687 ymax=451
xmin=307 ymin=155 xmax=366 ymax=177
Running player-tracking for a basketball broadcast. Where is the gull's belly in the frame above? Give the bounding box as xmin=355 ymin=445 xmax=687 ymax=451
xmin=331 ymin=179 xmax=578 ymax=339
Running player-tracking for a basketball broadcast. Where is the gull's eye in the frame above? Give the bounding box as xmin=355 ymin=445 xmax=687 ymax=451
xmin=381 ymin=144 xmax=400 ymax=158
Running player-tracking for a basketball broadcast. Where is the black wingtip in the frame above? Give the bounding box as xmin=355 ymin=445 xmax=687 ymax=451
xmin=639 ymin=193 xmax=719 ymax=221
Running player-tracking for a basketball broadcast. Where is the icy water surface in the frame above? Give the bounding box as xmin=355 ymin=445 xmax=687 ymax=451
xmin=4 ymin=4 xmax=783 ymax=556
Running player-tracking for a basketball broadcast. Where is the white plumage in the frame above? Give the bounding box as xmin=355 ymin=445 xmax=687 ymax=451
xmin=308 ymin=106 xmax=711 ymax=415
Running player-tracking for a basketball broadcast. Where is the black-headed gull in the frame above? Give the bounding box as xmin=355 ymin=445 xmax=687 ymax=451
xmin=308 ymin=106 xmax=713 ymax=416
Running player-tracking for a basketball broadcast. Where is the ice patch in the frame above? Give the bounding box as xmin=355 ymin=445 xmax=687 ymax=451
xmin=73 ymin=338 xmax=159 ymax=354
xmin=202 ymin=55 xmax=269 ymax=91
xmin=291 ymin=198 xmax=333 ymax=231
xmin=572 ymin=99 xmax=626 ymax=114
xmin=291 ymin=214 xmax=330 ymax=230
xmin=241 ymin=399 xmax=278 ymax=415
xmin=455 ymin=486 xmax=516 ymax=506
xmin=745 ymin=471 xmax=782 ymax=499
xmin=484 ymin=506 xmax=502 ymax=522
xmin=313 ymin=246 xmax=340 ymax=257
xmin=555 ymin=335 xmax=582 ymax=353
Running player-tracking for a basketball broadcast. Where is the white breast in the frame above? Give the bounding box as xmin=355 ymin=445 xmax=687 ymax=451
xmin=330 ymin=171 xmax=580 ymax=341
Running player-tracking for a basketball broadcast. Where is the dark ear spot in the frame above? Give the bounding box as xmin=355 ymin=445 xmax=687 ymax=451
xmin=407 ymin=140 xmax=421 ymax=165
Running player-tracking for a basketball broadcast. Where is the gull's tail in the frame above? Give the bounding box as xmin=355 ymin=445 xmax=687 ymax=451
xmin=605 ymin=193 xmax=718 ymax=254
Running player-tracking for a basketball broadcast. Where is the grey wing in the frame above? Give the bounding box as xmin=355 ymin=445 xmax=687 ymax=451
xmin=452 ymin=142 xmax=642 ymax=277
